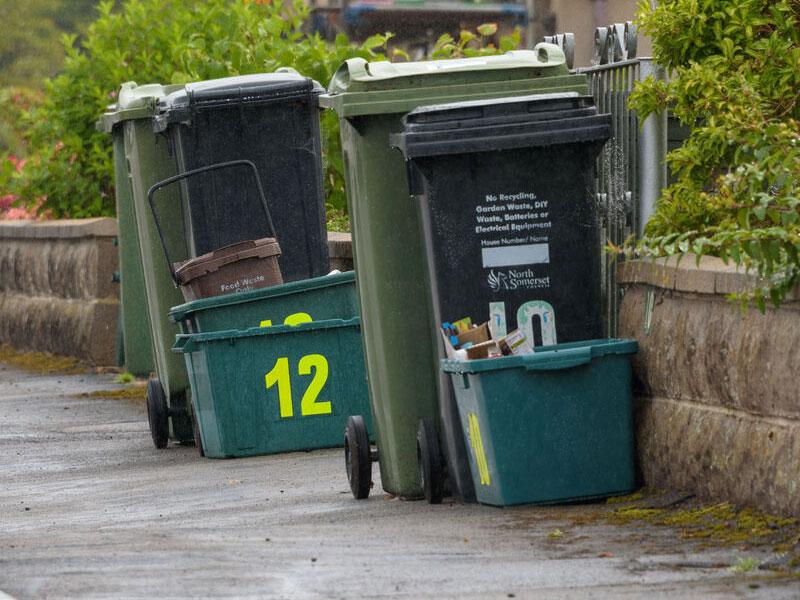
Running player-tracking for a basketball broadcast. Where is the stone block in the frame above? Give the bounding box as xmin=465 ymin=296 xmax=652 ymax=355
xmin=636 ymin=395 xmax=800 ymax=517
xmin=619 ymin=285 xmax=800 ymax=420
xmin=327 ymin=231 xmax=353 ymax=272
xmin=0 ymin=294 xmax=118 ymax=365
xmin=0 ymin=218 xmax=120 ymax=365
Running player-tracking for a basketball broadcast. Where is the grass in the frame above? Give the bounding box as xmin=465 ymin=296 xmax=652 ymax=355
xmin=114 ymin=372 xmax=135 ymax=384
xmin=0 ymin=344 xmax=84 ymax=375
xmin=731 ymin=557 xmax=761 ymax=573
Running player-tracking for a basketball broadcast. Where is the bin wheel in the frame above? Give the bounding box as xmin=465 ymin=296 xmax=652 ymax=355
xmin=345 ymin=415 xmax=372 ymax=499
xmin=417 ymin=419 xmax=444 ymax=504
xmin=146 ymin=378 xmax=169 ymax=449
xmin=191 ymin=408 xmax=204 ymax=457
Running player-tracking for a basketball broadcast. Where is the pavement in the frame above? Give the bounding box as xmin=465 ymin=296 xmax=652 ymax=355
xmin=1 ymin=363 xmax=799 ymax=599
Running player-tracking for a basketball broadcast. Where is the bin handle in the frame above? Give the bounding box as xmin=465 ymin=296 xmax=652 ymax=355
xmin=172 ymin=334 xmax=195 ymax=354
xmin=523 ymin=346 xmax=592 ymax=372
xmin=147 ymin=159 xmax=278 ymax=286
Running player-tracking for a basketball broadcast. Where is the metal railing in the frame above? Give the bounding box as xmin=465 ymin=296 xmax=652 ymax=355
xmin=549 ymin=24 xmax=669 ymax=335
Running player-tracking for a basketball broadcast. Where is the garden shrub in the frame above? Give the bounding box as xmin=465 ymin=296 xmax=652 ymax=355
xmin=628 ymin=0 xmax=800 ymax=308
xmin=4 ymin=0 xmax=521 ymax=229
xmin=6 ymin=0 xmax=391 ymax=219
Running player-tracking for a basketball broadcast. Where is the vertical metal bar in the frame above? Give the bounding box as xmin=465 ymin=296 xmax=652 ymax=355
xmin=637 ymin=59 xmax=668 ymax=236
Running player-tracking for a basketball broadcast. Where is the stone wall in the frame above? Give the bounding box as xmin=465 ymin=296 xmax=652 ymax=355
xmin=618 ymin=256 xmax=799 ymax=517
xmin=0 ymin=219 xmax=120 ymax=365
xmin=327 ymin=231 xmax=353 ymax=273
xmin=0 ymin=222 xmax=353 ymax=366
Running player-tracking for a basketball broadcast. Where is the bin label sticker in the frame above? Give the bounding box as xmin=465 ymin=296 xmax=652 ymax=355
xmin=476 ymin=192 xmax=553 ymax=291
xmin=467 ymin=412 xmax=491 ymax=487
xmin=264 ymin=354 xmax=332 ymax=419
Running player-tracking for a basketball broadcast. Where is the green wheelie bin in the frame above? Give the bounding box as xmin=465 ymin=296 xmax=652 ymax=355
xmin=321 ymin=45 xmax=589 ymax=501
xmin=103 ymin=81 xmax=195 ymax=448
xmin=98 ymin=100 xmax=156 ymax=378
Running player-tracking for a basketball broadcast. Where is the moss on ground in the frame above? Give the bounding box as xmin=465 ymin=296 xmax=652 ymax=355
xmin=78 ymin=386 xmax=147 ymax=403
xmin=518 ymin=490 xmax=800 ymax=572
xmin=0 ymin=344 xmax=84 ymax=375
xmin=596 ymin=491 xmax=800 ymax=570
xmin=604 ymin=499 xmax=798 ymax=548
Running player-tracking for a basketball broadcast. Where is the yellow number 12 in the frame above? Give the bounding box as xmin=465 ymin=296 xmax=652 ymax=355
xmin=264 ymin=354 xmax=331 ymax=419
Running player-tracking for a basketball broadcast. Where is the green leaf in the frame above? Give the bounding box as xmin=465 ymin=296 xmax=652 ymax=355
xmin=476 ymin=23 xmax=498 ymax=37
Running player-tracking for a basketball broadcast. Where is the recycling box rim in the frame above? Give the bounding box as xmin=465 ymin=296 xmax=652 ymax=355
xmin=442 ymin=338 xmax=638 ymax=374
xmin=172 ymin=316 xmax=361 ymax=353
xmin=168 ymin=271 xmax=356 ymax=324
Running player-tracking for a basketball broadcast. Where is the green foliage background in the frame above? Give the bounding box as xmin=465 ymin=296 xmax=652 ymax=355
xmin=629 ymin=0 xmax=800 ymax=308
xmin=0 ymin=0 xmax=99 ymax=88
xmin=0 ymin=0 xmax=519 ymax=227
xmin=3 ymin=0 xmax=391 ymax=219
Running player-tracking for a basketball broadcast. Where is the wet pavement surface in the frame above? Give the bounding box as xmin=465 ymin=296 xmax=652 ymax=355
xmin=1 ymin=363 xmax=798 ymax=599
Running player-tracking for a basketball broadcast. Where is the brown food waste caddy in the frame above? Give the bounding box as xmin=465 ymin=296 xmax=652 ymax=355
xmin=174 ymin=237 xmax=282 ymax=301
xmin=148 ymin=159 xmax=284 ymax=301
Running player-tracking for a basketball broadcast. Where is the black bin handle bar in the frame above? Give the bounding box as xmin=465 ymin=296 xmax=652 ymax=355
xmin=147 ymin=159 xmax=277 ymax=286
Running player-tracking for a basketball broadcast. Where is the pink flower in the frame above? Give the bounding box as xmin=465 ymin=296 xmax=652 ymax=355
xmin=0 ymin=194 xmax=16 ymax=210
xmin=4 ymin=207 xmax=36 ymax=220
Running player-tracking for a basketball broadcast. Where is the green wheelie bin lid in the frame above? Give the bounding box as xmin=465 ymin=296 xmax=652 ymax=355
xmin=321 ymin=46 xmax=580 ymax=117
xmin=98 ymin=82 xmax=185 ymax=132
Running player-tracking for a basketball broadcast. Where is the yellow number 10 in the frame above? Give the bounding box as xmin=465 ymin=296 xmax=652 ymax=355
xmin=264 ymin=354 xmax=332 ymax=419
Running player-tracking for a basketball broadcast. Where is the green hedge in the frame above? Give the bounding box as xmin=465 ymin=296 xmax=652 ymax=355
xmin=3 ymin=0 xmax=391 ymax=219
xmin=629 ymin=0 xmax=800 ymax=309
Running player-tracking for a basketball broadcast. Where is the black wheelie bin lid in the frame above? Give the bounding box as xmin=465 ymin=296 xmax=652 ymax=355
xmin=391 ymin=92 xmax=612 ymax=159
xmin=153 ymin=70 xmax=325 ymax=130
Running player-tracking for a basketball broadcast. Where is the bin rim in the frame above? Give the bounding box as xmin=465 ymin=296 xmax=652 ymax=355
xmin=168 ymin=271 xmax=355 ymax=323
xmin=172 ymin=316 xmax=361 ymax=353
xmin=441 ymin=338 xmax=638 ymax=374
xmin=97 ymin=81 xmax=185 ymax=132
xmin=391 ymin=113 xmax=612 ymax=158
xmin=325 ymin=46 xmax=565 ymax=94
xmin=320 ymin=47 xmax=587 ymax=118
xmin=402 ymin=91 xmax=586 ymax=120
xmin=153 ymin=72 xmax=324 ymax=129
